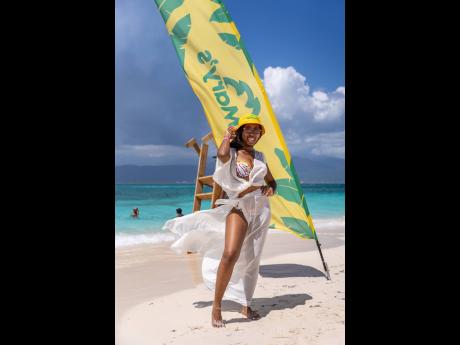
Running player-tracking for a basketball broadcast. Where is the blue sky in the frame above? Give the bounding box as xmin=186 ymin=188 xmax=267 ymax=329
xmin=115 ymin=0 xmax=345 ymax=165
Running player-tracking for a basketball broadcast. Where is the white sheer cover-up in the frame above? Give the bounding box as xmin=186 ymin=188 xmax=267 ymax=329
xmin=162 ymin=148 xmax=271 ymax=306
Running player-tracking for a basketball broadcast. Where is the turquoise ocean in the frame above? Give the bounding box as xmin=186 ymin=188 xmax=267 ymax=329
xmin=115 ymin=184 xmax=345 ymax=248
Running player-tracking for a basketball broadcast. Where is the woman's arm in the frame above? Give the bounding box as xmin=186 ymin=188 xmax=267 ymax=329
xmin=217 ymin=126 xmax=236 ymax=163
xmin=237 ymin=185 xmax=261 ymax=198
xmin=261 ymin=165 xmax=276 ymax=196
xmin=236 ymin=165 xmax=277 ymax=198
xmin=237 ymin=157 xmax=277 ymax=198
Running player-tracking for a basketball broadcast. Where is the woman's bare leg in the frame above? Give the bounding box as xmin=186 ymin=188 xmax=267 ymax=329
xmin=212 ymin=208 xmax=248 ymax=327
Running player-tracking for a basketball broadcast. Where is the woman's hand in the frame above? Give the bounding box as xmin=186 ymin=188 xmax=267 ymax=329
xmin=261 ymin=185 xmax=275 ymax=197
xmin=224 ymin=126 xmax=236 ymax=142
xmin=217 ymin=126 xmax=236 ymax=163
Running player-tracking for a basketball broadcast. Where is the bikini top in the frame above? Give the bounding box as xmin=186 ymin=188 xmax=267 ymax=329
xmin=236 ymin=160 xmax=252 ymax=179
xmin=236 ymin=149 xmax=257 ymax=179
xmin=213 ymin=148 xmax=267 ymax=199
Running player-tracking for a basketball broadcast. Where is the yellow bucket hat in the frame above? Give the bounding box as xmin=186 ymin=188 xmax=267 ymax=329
xmin=235 ymin=114 xmax=265 ymax=135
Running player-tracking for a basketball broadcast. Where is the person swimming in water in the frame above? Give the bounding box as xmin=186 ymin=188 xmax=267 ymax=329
xmin=131 ymin=208 xmax=139 ymax=218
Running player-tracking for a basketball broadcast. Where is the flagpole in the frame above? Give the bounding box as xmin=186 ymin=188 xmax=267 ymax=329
xmin=313 ymin=234 xmax=331 ymax=280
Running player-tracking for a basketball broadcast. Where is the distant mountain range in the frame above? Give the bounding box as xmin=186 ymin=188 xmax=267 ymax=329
xmin=115 ymin=156 xmax=344 ymax=184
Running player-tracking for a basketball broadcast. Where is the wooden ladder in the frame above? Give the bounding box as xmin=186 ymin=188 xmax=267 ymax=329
xmin=185 ymin=132 xmax=223 ymax=212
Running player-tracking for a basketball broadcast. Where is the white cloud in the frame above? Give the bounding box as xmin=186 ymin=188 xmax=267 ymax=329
xmin=115 ymin=144 xmax=201 ymax=165
xmin=263 ymin=66 xmax=345 ymax=158
xmin=308 ymin=131 xmax=345 ymax=158
xmin=286 ymin=131 xmax=345 ymax=159
xmin=263 ymin=66 xmax=310 ymax=120
xmin=336 ymin=86 xmax=345 ymax=95
xmin=263 ymin=66 xmax=345 ymax=123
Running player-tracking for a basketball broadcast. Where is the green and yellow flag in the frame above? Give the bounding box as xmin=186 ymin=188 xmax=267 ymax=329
xmin=154 ymin=0 xmax=317 ymax=240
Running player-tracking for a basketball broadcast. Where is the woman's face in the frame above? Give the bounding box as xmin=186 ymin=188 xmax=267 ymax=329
xmin=240 ymin=124 xmax=262 ymax=147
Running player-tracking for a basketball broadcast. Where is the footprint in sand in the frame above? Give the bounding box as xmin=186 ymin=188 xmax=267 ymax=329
xmin=282 ymin=284 xmax=296 ymax=288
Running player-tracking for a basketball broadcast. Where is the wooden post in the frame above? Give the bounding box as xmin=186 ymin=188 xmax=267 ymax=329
xmin=185 ymin=138 xmax=200 ymax=155
xmin=186 ymin=131 xmax=221 ymax=212
xmin=201 ymin=131 xmax=214 ymax=144
xmin=193 ymin=142 xmax=209 ymax=212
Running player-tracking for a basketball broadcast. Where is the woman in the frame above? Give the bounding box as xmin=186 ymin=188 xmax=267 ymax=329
xmin=163 ymin=114 xmax=276 ymax=328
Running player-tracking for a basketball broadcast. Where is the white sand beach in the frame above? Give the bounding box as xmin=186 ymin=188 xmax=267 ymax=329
xmin=116 ymin=224 xmax=345 ymax=345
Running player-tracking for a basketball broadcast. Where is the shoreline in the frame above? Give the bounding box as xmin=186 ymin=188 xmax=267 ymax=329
xmin=115 ymin=215 xmax=345 ymax=248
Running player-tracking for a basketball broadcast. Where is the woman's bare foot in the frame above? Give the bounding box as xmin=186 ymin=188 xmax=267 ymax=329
xmin=240 ymin=306 xmax=261 ymax=320
xmin=212 ymin=305 xmax=225 ymax=328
